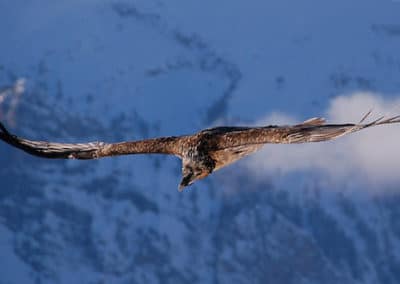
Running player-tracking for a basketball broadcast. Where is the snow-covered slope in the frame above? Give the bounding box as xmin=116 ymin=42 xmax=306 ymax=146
xmin=1 ymin=1 xmax=400 ymax=283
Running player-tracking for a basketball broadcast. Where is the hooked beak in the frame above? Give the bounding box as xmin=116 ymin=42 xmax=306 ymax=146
xmin=178 ymin=173 xmax=193 ymax=191
xmin=178 ymin=171 xmax=211 ymax=191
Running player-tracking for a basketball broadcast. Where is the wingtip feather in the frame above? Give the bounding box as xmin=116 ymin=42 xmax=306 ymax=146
xmin=359 ymin=109 xmax=373 ymax=124
xmin=0 ymin=121 xmax=9 ymax=135
xmin=359 ymin=112 xmax=400 ymax=128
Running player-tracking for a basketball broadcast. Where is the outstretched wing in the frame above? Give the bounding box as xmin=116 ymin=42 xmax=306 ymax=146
xmin=0 ymin=122 xmax=185 ymax=159
xmin=213 ymin=112 xmax=400 ymax=150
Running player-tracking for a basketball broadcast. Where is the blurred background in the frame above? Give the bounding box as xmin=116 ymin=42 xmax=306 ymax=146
xmin=1 ymin=1 xmax=400 ymax=283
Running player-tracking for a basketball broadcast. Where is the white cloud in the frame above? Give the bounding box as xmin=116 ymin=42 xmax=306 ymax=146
xmin=245 ymin=92 xmax=400 ymax=193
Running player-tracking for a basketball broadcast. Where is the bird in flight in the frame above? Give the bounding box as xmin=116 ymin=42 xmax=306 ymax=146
xmin=0 ymin=111 xmax=399 ymax=191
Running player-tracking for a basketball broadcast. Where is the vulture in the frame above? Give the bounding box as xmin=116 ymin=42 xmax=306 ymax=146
xmin=1 ymin=111 xmax=399 ymax=190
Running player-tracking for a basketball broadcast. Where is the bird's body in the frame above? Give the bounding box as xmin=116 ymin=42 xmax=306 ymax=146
xmin=1 ymin=112 xmax=399 ymax=190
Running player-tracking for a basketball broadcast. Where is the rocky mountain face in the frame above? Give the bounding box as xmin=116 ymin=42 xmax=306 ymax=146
xmin=1 ymin=1 xmax=400 ymax=283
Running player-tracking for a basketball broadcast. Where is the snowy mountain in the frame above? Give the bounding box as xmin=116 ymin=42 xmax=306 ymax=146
xmin=1 ymin=1 xmax=400 ymax=283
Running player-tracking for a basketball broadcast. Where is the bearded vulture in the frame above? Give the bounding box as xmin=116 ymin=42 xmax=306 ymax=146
xmin=1 ymin=111 xmax=399 ymax=190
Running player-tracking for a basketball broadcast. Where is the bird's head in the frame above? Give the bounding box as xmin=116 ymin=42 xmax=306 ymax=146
xmin=178 ymin=162 xmax=210 ymax=191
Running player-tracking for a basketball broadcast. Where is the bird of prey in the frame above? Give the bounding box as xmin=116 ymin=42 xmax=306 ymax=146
xmin=1 ymin=111 xmax=399 ymax=191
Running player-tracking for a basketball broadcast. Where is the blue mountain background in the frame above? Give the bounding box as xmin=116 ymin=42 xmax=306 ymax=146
xmin=1 ymin=1 xmax=400 ymax=283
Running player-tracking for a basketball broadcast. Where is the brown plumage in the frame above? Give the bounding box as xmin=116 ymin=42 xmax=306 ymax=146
xmin=1 ymin=111 xmax=400 ymax=191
